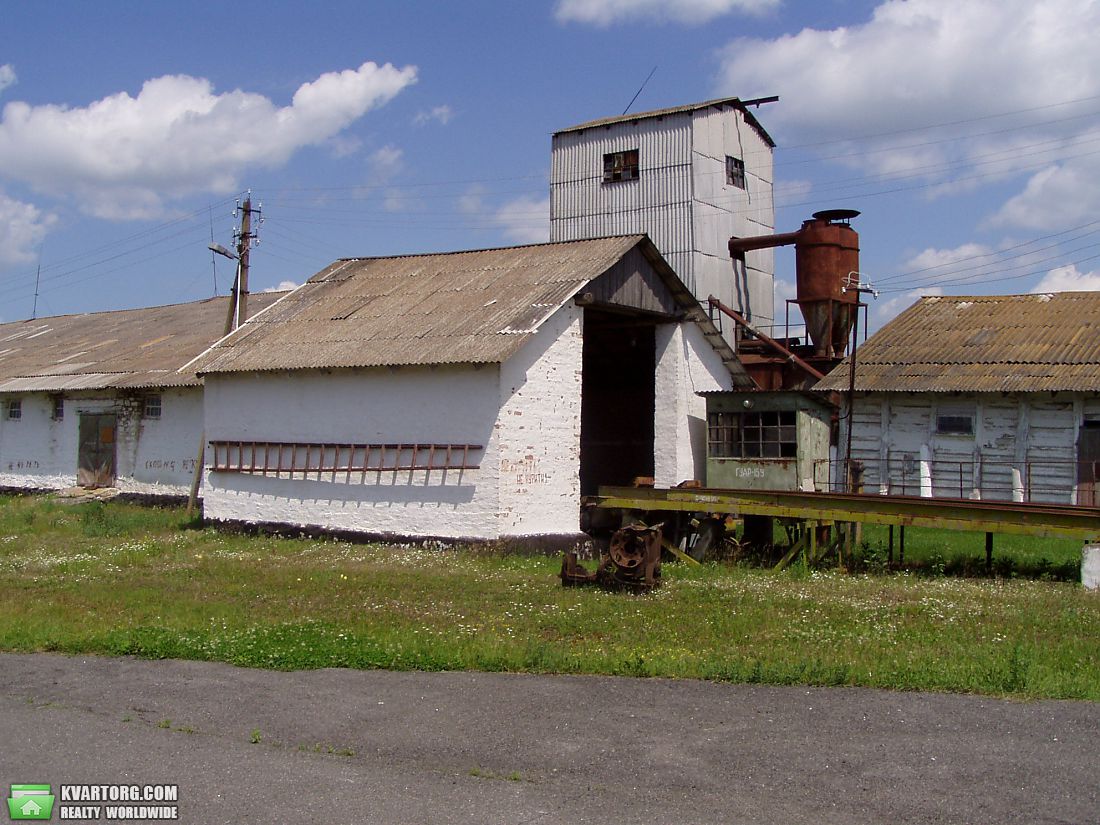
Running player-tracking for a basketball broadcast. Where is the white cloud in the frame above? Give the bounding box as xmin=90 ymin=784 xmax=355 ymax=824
xmin=0 ymin=65 xmax=15 ymax=94
xmin=368 ymin=145 xmax=404 ymax=183
xmin=556 ymin=0 xmax=777 ymax=26
xmin=263 ymin=280 xmax=300 ymax=293
xmin=988 ymin=144 xmax=1100 ymax=231
xmin=457 ymin=184 xmax=486 ymax=216
xmin=383 ymin=188 xmax=413 ymax=213
xmin=494 ymin=195 xmax=550 ymax=244
xmin=716 ymin=0 xmax=1100 ymax=195
xmin=1031 ymin=264 xmax=1100 ymax=293
xmin=719 ymin=1 xmax=1098 ymax=141
xmin=903 ymin=243 xmax=993 ymax=273
xmin=413 ymin=105 xmax=453 ymax=126
xmin=0 ymin=190 xmax=55 ymax=268
xmin=0 ymin=61 xmax=417 ymax=219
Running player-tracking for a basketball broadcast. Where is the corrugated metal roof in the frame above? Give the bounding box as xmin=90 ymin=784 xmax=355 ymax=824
xmin=0 ymin=292 xmax=285 ymax=393
xmin=817 ymin=292 xmax=1100 ymax=393
xmin=187 ymin=236 xmax=752 ymax=387
xmin=553 ymin=97 xmax=776 ymax=148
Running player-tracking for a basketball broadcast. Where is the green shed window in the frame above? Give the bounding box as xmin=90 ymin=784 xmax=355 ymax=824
xmin=709 ymin=410 xmax=797 ymax=459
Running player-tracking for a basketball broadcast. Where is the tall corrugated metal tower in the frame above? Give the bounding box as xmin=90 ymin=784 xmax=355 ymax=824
xmin=550 ymin=98 xmax=777 ymax=337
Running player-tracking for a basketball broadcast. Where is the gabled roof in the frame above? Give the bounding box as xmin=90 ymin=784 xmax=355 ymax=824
xmin=817 ymin=292 xmax=1100 ymax=393
xmin=186 ymin=236 xmax=751 ymax=386
xmin=0 ymin=292 xmax=285 ymax=393
xmin=553 ymin=97 xmax=776 ymax=148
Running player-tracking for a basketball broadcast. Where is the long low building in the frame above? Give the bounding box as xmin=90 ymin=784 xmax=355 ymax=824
xmin=186 ymin=236 xmax=751 ymax=542
xmin=818 ymin=292 xmax=1100 ymax=504
xmin=0 ymin=293 xmax=282 ymax=495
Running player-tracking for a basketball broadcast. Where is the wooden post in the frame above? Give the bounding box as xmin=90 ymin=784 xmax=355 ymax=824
xmin=186 ymin=430 xmax=205 ymax=519
xmin=985 ymin=531 xmax=994 ymax=573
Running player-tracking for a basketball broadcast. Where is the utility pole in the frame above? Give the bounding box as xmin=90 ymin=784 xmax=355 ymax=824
xmin=194 ymin=193 xmax=261 ymax=519
xmin=218 ymin=193 xmax=263 ymax=336
xmin=841 ymin=272 xmax=878 ymax=492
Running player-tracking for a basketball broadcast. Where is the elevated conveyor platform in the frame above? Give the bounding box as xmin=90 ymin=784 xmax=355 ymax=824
xmin=595 ymin=486 xmax=1100 ymax=542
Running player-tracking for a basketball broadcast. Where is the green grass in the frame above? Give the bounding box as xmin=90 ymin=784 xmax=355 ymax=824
xmin=0 ymin=494 xmax=1097 ymax=700
xmin=855 ymin=523 xmax=1082 ymax=577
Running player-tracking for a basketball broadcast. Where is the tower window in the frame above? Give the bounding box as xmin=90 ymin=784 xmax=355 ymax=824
xmin=603 ymin=149 xmax=639 ymax=183
xmin=726 ymin=156 xmax=746 ymax=189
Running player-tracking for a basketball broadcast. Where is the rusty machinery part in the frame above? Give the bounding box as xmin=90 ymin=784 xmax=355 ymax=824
xmin=560 ymin=523 xmax=663 ymax=591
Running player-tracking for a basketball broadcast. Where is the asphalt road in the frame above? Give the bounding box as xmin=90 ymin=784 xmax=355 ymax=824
xmin=0 ymin=653 xmax=1096 ymax=824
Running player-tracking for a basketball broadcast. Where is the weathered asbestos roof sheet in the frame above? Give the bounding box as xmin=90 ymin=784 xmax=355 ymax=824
xmin=0 ymin=293 xmax=284 ymax=393
xmin=188 ymin=236 xmax=752 ymax=386
xmin=818 ymin=292 xmax=1100 ymax=393
xmin=553 ymin=97 xmax=776 ymax=147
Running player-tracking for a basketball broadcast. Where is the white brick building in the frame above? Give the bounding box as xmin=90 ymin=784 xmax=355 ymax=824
xmin=0 ymin=294 xmax=281 ymax=496
xmin=187 ymin=237 xmax=751 ymax=542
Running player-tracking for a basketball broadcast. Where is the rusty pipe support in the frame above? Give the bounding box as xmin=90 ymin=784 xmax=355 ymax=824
xmin=708 ymin=296 xmax=825 ymax=382
xmin=728 ymin=230 xmax=802 ymax=255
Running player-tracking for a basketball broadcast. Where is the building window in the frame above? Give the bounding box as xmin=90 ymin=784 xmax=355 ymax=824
xmin=143 ymin=394 xmax=162 ymax=419
xmin=5 ymin=399 xmax=21 ymax=420
xmin=936 ymin=412 xmax=974 ymax=435
xmin=51 ymin=395 xmax=64 ymax=421
xmin=603 ymin=149 xmax=639 ymax=183
xmin=708 ymin=410 xmax=797 ymax=458
xmin=726 ymin=156 xmax=746 ymax=189
xmin=708 ymin=411 xmax=740 ymax=458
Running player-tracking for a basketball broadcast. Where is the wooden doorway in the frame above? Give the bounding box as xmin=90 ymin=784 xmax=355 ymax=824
xmin=1077 ymin=421 xmax=1100 ymax=506
xmin=579 ymin=310 xmax=657 ymax=496
xmin=78 ymin=413 xmax=117 ymax=488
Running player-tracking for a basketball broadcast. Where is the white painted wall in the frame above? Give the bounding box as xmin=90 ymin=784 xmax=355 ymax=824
xmin=497 ymin=305 xmax=585 ymax=537
xmin=202 ymin=366 xmax=503 ymax=539
xmin=839 ymin=391 xmax=1093 ymax=503
xmin=653 ymin=321 xmax=735 ymax=487
xmin=0 ymin=393 xmax=69 ymax=489
xmin=0 ymin=388 xmax=202 ymax=494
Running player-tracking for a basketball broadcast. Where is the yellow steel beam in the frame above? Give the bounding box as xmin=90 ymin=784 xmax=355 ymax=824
xmin=596 ymin=486 xmax=1100 ymax=541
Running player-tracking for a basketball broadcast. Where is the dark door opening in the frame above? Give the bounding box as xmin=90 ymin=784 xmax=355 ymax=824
xmin=78 ymin=413 xmax=117 ymax=488
xmin=580 ymin=309 xmax=657 ymax=496
xmin=1077 ymin=420 xmax=1100 ymax=506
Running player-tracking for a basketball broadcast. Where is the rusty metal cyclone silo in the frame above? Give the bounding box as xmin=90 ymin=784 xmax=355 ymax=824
xmin=728 ymin=209 xmax=860 ymax=358
xmin=795 ymin=209 xmax=860 ymax=357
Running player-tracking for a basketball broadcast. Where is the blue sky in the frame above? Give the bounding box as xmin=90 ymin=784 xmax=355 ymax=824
xmin=2 ymin=0 xmax=1098 ymax=332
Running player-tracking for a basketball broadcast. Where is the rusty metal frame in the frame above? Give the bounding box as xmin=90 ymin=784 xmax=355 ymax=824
xmin=209 ymin=440 xmax=482 ymax=480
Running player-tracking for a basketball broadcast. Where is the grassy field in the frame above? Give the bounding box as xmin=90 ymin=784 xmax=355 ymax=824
xmin=1 ymin=494 xmax=1097 ymax=700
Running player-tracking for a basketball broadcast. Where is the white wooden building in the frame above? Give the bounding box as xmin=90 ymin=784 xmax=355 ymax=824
xmin=817 ymin=293 xmax=1100 ymax=504
xmin=186 ymin=236 xmax=751 ymax=542
xmin=0 ymin=294 xmax=281 ymax=496
xmin=550 ymin=98 xmax=776 ymax=336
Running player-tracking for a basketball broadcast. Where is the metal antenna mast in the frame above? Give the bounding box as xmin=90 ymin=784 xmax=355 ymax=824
xmin=622 ymin=65 xmax=658 ymax=116
xmin=31 ymin=262 xmax=41 ymax=320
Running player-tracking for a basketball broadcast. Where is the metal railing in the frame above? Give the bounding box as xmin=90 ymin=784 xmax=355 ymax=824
xmin=812 ymin=455 xmax=1094 ymax=505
